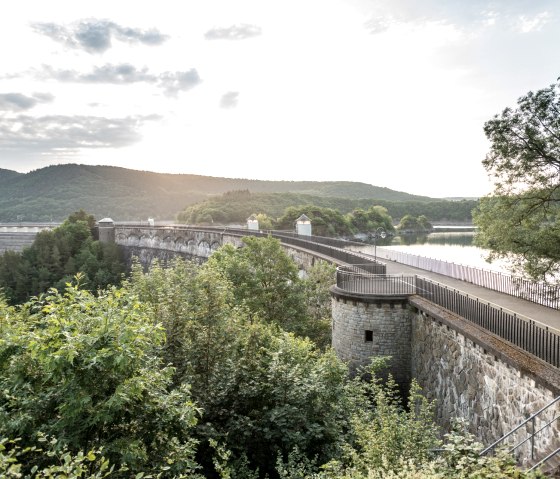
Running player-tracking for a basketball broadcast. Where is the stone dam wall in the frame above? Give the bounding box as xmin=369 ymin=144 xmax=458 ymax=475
xmin=332 ymin=290 xmax=560 ymax=465
xmin=98 ymin=223 xmax=560 ymax=464
xmin=409 ymin=296 xmax=560 ymax=465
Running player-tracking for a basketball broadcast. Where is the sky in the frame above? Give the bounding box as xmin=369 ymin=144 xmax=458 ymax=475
xmin=0 ymin=1 xmax=559 ymax=198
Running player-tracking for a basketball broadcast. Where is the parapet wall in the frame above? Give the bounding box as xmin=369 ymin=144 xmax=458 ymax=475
xmin=331 ymin=289 xmax=560 ymax=464
xmin=410 ymin=296 xmax=560 ymax=464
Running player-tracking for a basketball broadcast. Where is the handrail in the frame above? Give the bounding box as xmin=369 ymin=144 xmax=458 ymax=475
xmin=415 ymin=276 xmax=560 ymax=367
xmin=374 ymin=245 xmax=560 ymax=310
xmin=415 ymin=276 xmax=560 ymax=336
xmin=115 ymin=223 xmax=559 ymax=310
xmin=335 ymin=268 xmax=416 ymax=296
xmin=481 ymin=396 xmax=560 ymax=462
xmin=528 ymin=446 xmax=560 ymax=472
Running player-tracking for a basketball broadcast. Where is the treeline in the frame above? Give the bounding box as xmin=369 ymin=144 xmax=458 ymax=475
xmin=0 ymin=210 xmax=125 ymax=304
xmin=180 ymin=195 xmax=438 ymax=238
xmin=177 ymin=190 xmax=476 ymax=227
xmin=274 ymin=205 xmax=395 ymax=237
xmin=0 ymin=164 xmax=436 ymax=222
xmin=0 ymin=236 xmax=539 ymax=478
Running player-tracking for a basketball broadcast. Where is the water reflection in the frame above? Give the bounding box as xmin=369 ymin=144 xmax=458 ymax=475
xmin=358 ymin=231 xmax=509 ymax=273
xmin=393 ymin=232 xmax=474 ymax=246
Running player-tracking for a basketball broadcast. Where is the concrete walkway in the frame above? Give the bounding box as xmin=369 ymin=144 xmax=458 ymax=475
xmin=351 ymin=246 xmax=560 ymax=331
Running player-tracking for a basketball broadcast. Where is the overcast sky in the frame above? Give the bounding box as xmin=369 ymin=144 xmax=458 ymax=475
xmin=0 ymin=0 xmax=558 ymax=198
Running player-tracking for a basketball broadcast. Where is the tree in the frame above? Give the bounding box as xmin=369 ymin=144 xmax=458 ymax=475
xmin=204 ymin=236 xmax=309 ymax=334
xmin=301 ymin=261 xmax=337 ymax=350
xmin=473 ymin=79 xmax=560 ymax=282
xmin=397 ymin=215 xmax=433 ymax=234
xmin=254 ymin=212 xmax=275 ymax=230
xmin=278 ymin=206 xmax=355 ymax=237
xmin=347 ymin=206 xmax=395 ymax=235
xmin=125 ymin=258 xmax=351 ymax=477
xmin=0 ymin=211 xmax=125 ymax=304
xmin=0 ymin=280 xmax=201 ymax=477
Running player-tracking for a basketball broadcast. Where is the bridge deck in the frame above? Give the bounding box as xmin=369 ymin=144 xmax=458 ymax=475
xmin=375 ymin=255 xmax=560 ymax=331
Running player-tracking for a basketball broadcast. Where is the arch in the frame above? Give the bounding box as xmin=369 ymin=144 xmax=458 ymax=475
xmin=198 ymin=240 xmax=211 ymax=257
xmin=161 ymin=235 xmax=175 ymax=250
xmin=127 ymin=234 xmax=140 ymax=246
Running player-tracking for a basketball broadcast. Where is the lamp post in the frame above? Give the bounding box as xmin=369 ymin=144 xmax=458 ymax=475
xmin=370 ymin=226 xmax=387 ymax=263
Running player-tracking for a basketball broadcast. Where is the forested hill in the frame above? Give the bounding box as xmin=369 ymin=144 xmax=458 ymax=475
xmin=0 ymin=163 xmax=442 ymax=222
xmin=0 ymin=168 xmax=23 ymax=183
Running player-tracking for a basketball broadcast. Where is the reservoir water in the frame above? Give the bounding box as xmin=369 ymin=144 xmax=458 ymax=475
xmin=358 ymin=229 xmax=511 ymax=274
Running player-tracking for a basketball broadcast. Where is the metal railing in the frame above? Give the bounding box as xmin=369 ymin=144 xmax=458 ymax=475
xmin=375 ymin=247 xmax=560 ymax=310
xmin=114 ymin=224 xmax=387 ymax=271
xmin=120 ymin=224 xmax=560 ymax=311
xmin=335 ymin=267 xmax=415 ymax=295
xmin=331 ymin=266 xmax=560 ymax=368
xmin=115 ymin=224 xmax=560 ymax=367
xmin=481 ymin=396 xmax=560 ymax=472
xmin=415 ymin=276 xmax=560 ymax=368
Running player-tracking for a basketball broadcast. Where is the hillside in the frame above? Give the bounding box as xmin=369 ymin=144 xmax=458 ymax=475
xmin=0 ymin=168 xmax=23 ymax=183
xmin=0 ymin=164 xmax=442 ymax=222
xmin=177 ymin=190 xmax=477 ymax=224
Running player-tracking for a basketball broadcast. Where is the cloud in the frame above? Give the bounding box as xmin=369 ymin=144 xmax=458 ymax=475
xmin=40 ymin=64 xmax=201 ymax=95
xmin=364 ymin=0 xmax=559 ymax=33
xmin=516 ymin=11 xmax=551 ymax=33
xmin=220 ymin=91 xmax=239 ymax=109
xmin=0 ymin=114 xmax=159 ymax=157
xmin=205 ymin=24 xmax=262 ymax=40
xmin=0 ymin=93 xmax=54 ymax=112
xmin=31 ymin=19 xmax=168 ymax=53
xmin=158 ymin=70 xmax=202 ymax=96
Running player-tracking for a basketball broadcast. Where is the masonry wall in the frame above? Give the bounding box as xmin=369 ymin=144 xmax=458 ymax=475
xmin=331 ymin=292 xmax=411 ymax=386
xmin=410 ymin=297 xmax=560 ymax=466
xmin=0 ymin=232 xmax=37 ymax=252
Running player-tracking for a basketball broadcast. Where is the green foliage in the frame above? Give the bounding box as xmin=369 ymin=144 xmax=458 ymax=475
xmin=277 ymin=206 xmax=354 ymax=237
xmin=0 ymin=281 xmax=201 ymax=477
xmin=474 ymin=79 xmax=560 ymax=282
xmin=303 ymin=362 xmax=541 ymax=479
xmin=0 ymin=437 xmax=115 ymax=478
xmin=126 ymin=258 xmax=241 ymax=390
xmin=254 ymin=213 xmax=275 ymax=230
xmin=205 ymin=236 xmax=310 ymax=333
xmin=0 ymin=211 xmax=126 ymax=304
xmin=178 ymin=191 xmax=475 ymax=230
xmin=0 ymin=164 xmax=437 ymax=222
xmin=346 ymin=206 xmax=395 ymax=235
xmin=474 ymin=194 xmax=560 ymax=282
xmin=125 ymin=256 xmax=350 ymax=478
xmin=0 ymin=244 xmax=537 ymax=479
xmin=200 ymin=324 xmax=351 ymax=477
xmin=301 ymin=261 xmax=336 ymax=350
xmin=397 ymin=214 xmax=433 ymax=233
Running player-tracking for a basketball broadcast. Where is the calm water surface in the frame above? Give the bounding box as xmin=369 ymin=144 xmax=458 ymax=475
xmin=368 ymin=230 xmax=511 ymax=273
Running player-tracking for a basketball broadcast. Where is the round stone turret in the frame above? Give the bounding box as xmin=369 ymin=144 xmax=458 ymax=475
xmin=98 ymin=218 xmax=115 ymax=243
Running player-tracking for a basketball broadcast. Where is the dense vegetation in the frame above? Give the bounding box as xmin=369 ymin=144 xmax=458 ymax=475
xmin=177 ymin=190 xmax=475 ymax=229
xmin=396 ymin=214 xmax=434 ymax=234
xmin=0 ymin=210 xmax=125 ymax=305
xmin=0 ymin=164 xmax=437 ymax=222
xmin=0 ymin=235 xmax=543 ymax=478
xmin=474 ymin=78 xmax=560 ymax=283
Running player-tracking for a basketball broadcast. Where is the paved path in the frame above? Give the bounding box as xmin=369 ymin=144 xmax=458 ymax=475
xmin=350 ymin=246 xmax=560 ymax=331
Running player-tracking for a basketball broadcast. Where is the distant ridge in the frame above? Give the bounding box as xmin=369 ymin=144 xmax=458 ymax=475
xmin=0 ymin=168 xmax=23 ymax=183
xmin=0 ymin=164 xmax=441 ymax=222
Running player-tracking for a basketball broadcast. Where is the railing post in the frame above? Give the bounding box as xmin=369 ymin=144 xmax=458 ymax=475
xmin=531 ymin=415 xmax=536 ymax=460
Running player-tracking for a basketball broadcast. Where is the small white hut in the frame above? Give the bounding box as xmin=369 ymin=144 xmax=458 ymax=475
xmin=295 ymin=214 xmax=312 ymax=236
xmin=247 ymin=214 xmax=259 ymax=231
